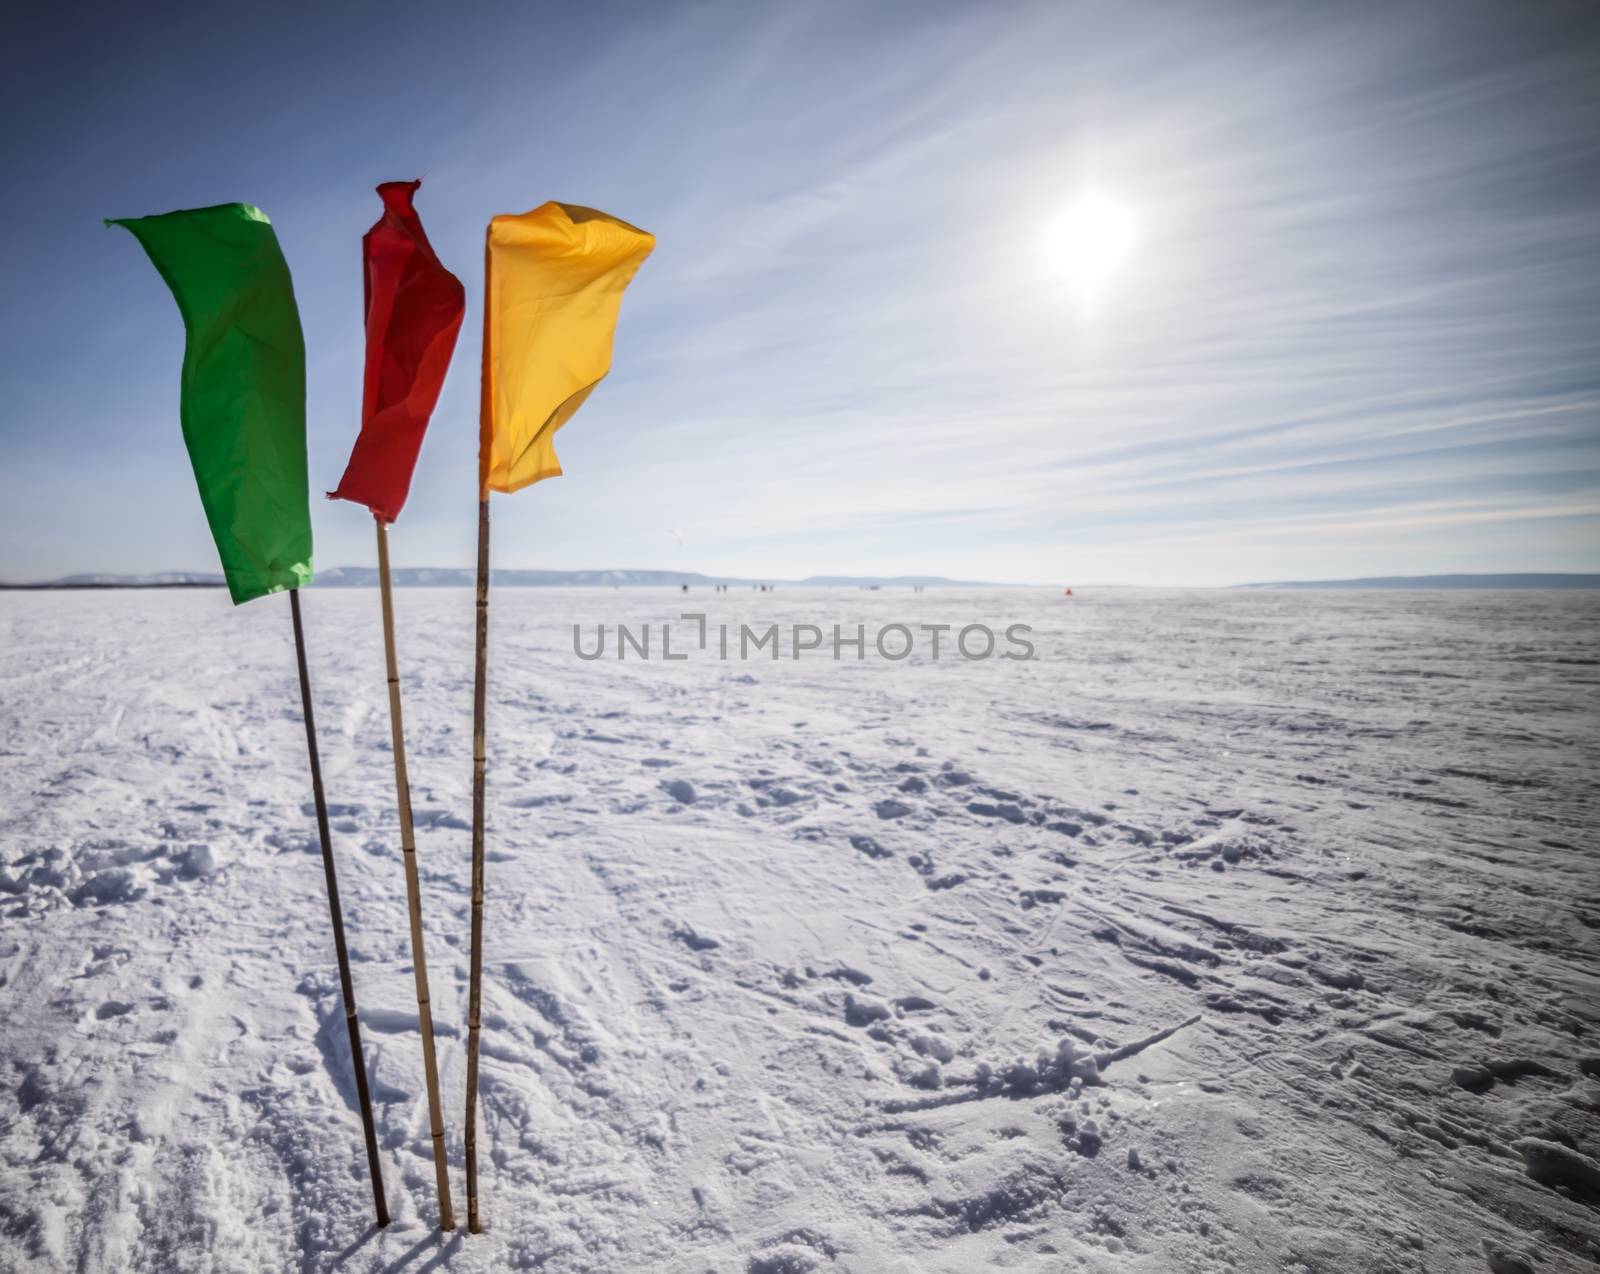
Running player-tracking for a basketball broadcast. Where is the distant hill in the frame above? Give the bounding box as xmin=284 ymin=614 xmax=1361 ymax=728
xmin=315 ymin=566 xmax=745 ymax=588
xmin=315 ymin=567 xmax=1005 ymax=588
xmin=0 ymin=572 xmax=226 ymax=589
xmin=2 ymin=568 xmax=1006 ymax=590
xmin=1239 ymin=573 xmax=1600 ymax=590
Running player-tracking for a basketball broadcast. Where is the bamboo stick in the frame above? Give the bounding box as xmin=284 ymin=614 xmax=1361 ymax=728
xmin=375 ymin=519 xmax=454 ymax=1231
xmin=288 ymin=587 xmax=390 ymax=1229
xmin=464 ymin=497 xmax=490 ymax=1233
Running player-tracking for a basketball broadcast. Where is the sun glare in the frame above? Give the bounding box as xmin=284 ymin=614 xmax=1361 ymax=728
xmin=1045 ymin=193 xmax=1136 ymax=288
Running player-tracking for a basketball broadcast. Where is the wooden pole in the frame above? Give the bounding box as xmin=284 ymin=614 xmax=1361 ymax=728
xmin=289 ymin=587 xmax=390 ymax=1229
xmin=464 ymin=497 xmax=490 ymax=1232
xmin=375 ymin=519 xmax=455 ymax=1231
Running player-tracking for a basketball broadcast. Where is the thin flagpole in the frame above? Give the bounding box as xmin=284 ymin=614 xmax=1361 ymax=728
xmin=464 ymin=496 xmax=490 ymax=1232
xmin=289 ymin=587 xmax=390 ymax=1229
xmin=375 ymin=519 xmax=455 ymax=1231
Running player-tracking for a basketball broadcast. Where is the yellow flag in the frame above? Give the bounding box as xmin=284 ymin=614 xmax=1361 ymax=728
xmin=479 ymin=202 xmax=654 ymax=496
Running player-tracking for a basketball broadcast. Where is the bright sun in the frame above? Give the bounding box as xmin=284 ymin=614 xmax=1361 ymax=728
xmin=1044 ymin=194 xmax=1136 ymax=288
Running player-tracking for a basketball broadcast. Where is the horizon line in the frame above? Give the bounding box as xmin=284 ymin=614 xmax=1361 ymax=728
xmin=5 ymin=569 xmax=1600 ymax=592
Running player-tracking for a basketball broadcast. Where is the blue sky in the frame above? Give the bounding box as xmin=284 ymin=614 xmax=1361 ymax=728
xmin=2 ymin=0 xmax=1597 ymax=585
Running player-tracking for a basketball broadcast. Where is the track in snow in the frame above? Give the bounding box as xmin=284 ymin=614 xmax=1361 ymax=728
xmin=1 ymin=587 xmax=1597 ymax=1272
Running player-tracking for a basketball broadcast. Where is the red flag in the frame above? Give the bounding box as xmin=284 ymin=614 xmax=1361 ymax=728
xmin=329 ymin=180 xmax=464 ymax=523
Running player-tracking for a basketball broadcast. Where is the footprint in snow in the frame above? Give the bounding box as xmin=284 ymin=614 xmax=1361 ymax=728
xmin=661 ymin=778 xmax=696 ymax=804
xmin=301 ymin=801 xmax=364 ymax=818
xmin=967 ymin=801 xmax=1028 ymax=824
xmin=844 ymin=994 xmax=892 ymax=1027
xmin=70 ymin=870 xmax=145 ymax=908
xmin=672 ymin=925 xmax=720 ymax=952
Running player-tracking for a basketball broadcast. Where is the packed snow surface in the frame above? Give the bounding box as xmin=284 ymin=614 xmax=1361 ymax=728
xmin=1 ymin=587 xmax=1597 ymax=1273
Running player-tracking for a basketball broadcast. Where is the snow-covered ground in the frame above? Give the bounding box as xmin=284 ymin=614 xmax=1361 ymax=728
xmin=2 ymin=586 xmax=1597 ymax=1273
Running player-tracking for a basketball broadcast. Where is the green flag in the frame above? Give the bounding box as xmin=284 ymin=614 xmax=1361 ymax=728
xmin=108 ymin=203 xmax=312 ymax=604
